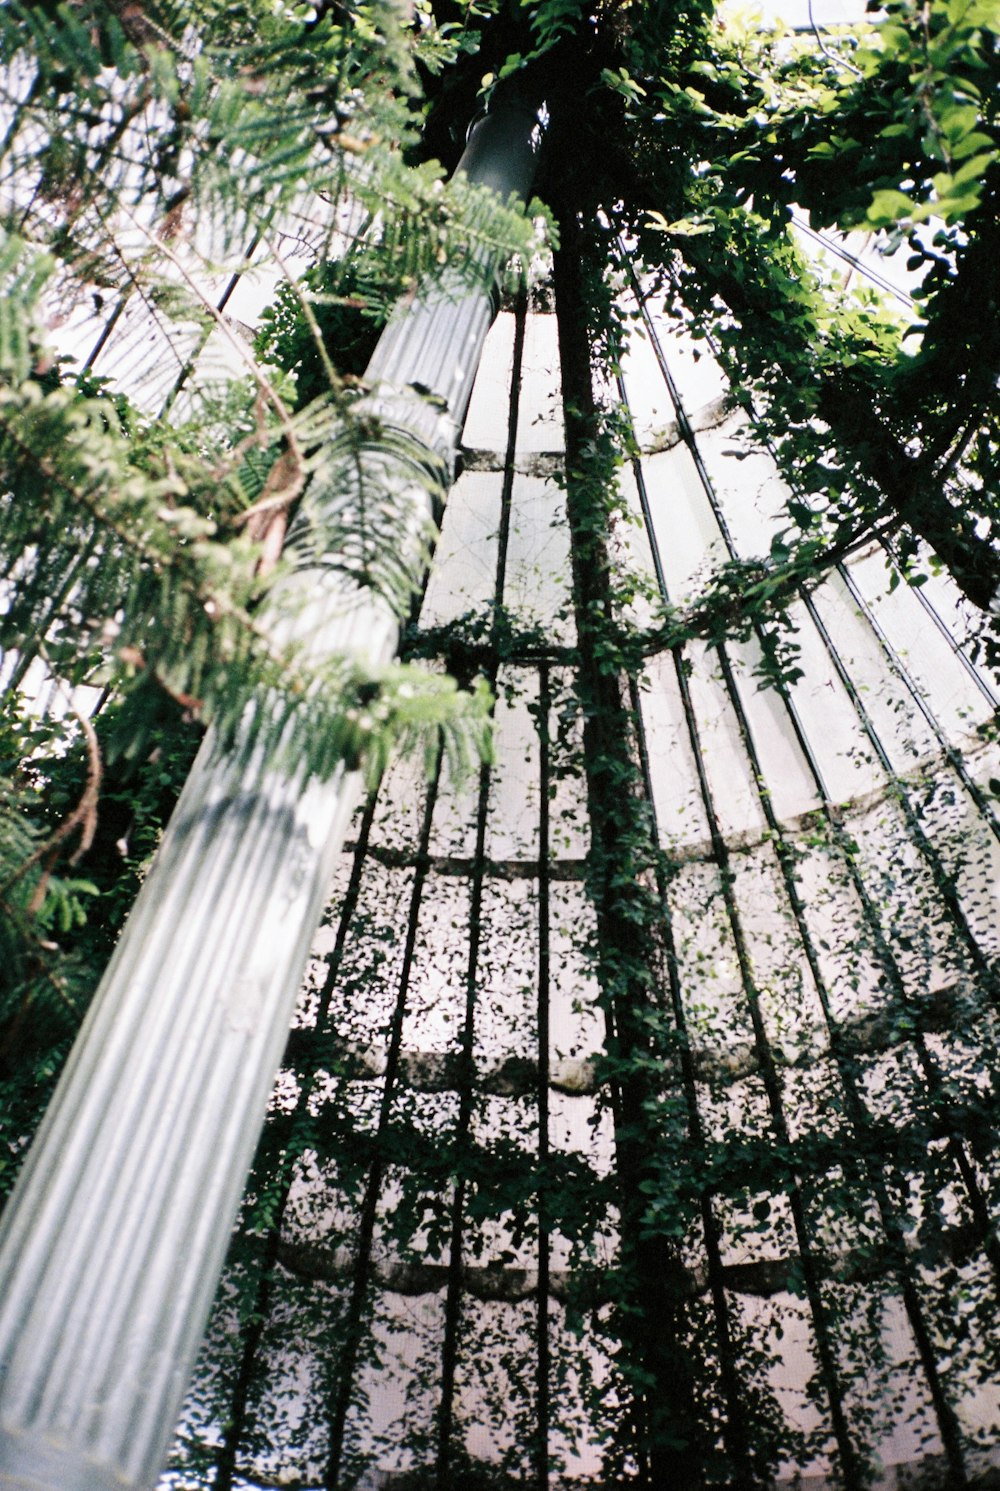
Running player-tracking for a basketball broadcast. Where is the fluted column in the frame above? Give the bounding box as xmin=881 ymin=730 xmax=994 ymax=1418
xmin=0 ymin=97 xmax=545 ymax=1491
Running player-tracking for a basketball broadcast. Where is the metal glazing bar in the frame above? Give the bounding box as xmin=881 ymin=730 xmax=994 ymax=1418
xmin=495 ymin=290 xmax=529 ymax=618
xmin=325 ymin=753 xmax=445 ymax=1488
xmin=158 ymin=233 xmax=263 ymax=420
xmin=633 ymin=253 xmax=994 ymax=718
xmin=80 ymin=293 xmax=128 ymax=375
xmin=633 ymin=263 xmax=1000 ymax=1067
xmin=434 ymin=277 xmax=529 ymax=1484
xmin=715 ymin=633 xmax=1000 ymax=1287
xmin=711 ymin=611 xmax=984 ymax=1486
xmin=626 ymin=273 xmax=979 ymax=1479
xmin=617 ymin=374 xmax=762 ymax=1489
xmin=631 ymin=670 xmax=759 ymax=1487
xmin=802 ymin=588 xmax=999 ymax=984
xmin=762 ymin=638 xmax=1000 ymax=1287
xmin=213 ymin=787 xmax=380 ymax=1491
xmin=797 ymin=601 xmax=1000 ymax=1277
xmin=624 ymin=264 xmax=993 ymax=1013
xmin=669 ymin=643 xmax=869 ymax=1488
xmin=649 ymin=256 xmax=998 ymax=721
xmin=833 ymin=561 xmax=1000 ymax=844
xmin=0 ymin=546 xmax=90 ymax=699
xmin=789 ymin=215 xmax=916 ymax=308
xmin=879 ymin=538 xmax=1000 ymax=709
xmin=434 ymin=752 xmax=491 ymax=1487
xmin=536 ymin=661 xmax=551 ymax=1491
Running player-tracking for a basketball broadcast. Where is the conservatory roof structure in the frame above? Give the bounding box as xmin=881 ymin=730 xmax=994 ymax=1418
xmin=175 ymin=262 xmax=1000 ymax=1491
xmin=2 ymin=5 xmax=1000 ymax=1488
xmin=5 ymin=204 xmax=1000 ymax=1491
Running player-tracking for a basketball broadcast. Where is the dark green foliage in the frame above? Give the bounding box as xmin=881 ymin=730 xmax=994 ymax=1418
xmin=0 ymin=695 xmax=198 ymax=1198
xmin=4 ymin=2 xmax=1000 ymax=1488
xmin=255 ymin=259 xmax=391 ymax=403
xmin=0 ymin=0 xmax=538 ymax=1227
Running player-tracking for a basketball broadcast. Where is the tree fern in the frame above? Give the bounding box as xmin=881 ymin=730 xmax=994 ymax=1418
xmin=0 ymin=0 xmax=542 ymax=778
xmin=0 ymin=0 xmax=539 ymax=1122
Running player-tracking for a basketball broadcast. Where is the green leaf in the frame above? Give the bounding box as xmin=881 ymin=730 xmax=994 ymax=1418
xmin=864 ymin=188 xmax=914 ymax=227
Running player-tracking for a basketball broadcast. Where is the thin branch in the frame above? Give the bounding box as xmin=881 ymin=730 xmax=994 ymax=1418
xmin=808 ymin=0 xmax=863 ymax=77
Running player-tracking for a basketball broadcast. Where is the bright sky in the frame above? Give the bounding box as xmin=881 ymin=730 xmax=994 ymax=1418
xmin=722 ymin=0 xmax=870 ymax=27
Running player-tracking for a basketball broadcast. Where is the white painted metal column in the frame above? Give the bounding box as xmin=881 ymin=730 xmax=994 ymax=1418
xmin=0 ymin=96 xmax=545 ymax=1491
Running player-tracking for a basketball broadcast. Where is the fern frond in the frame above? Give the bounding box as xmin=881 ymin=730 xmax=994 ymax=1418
xmin=0 ymin=228 xmax=494 ymax=785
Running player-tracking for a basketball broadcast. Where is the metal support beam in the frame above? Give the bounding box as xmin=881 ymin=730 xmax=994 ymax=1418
xmin=0 ymin=97 xmax=545 ymax=1491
